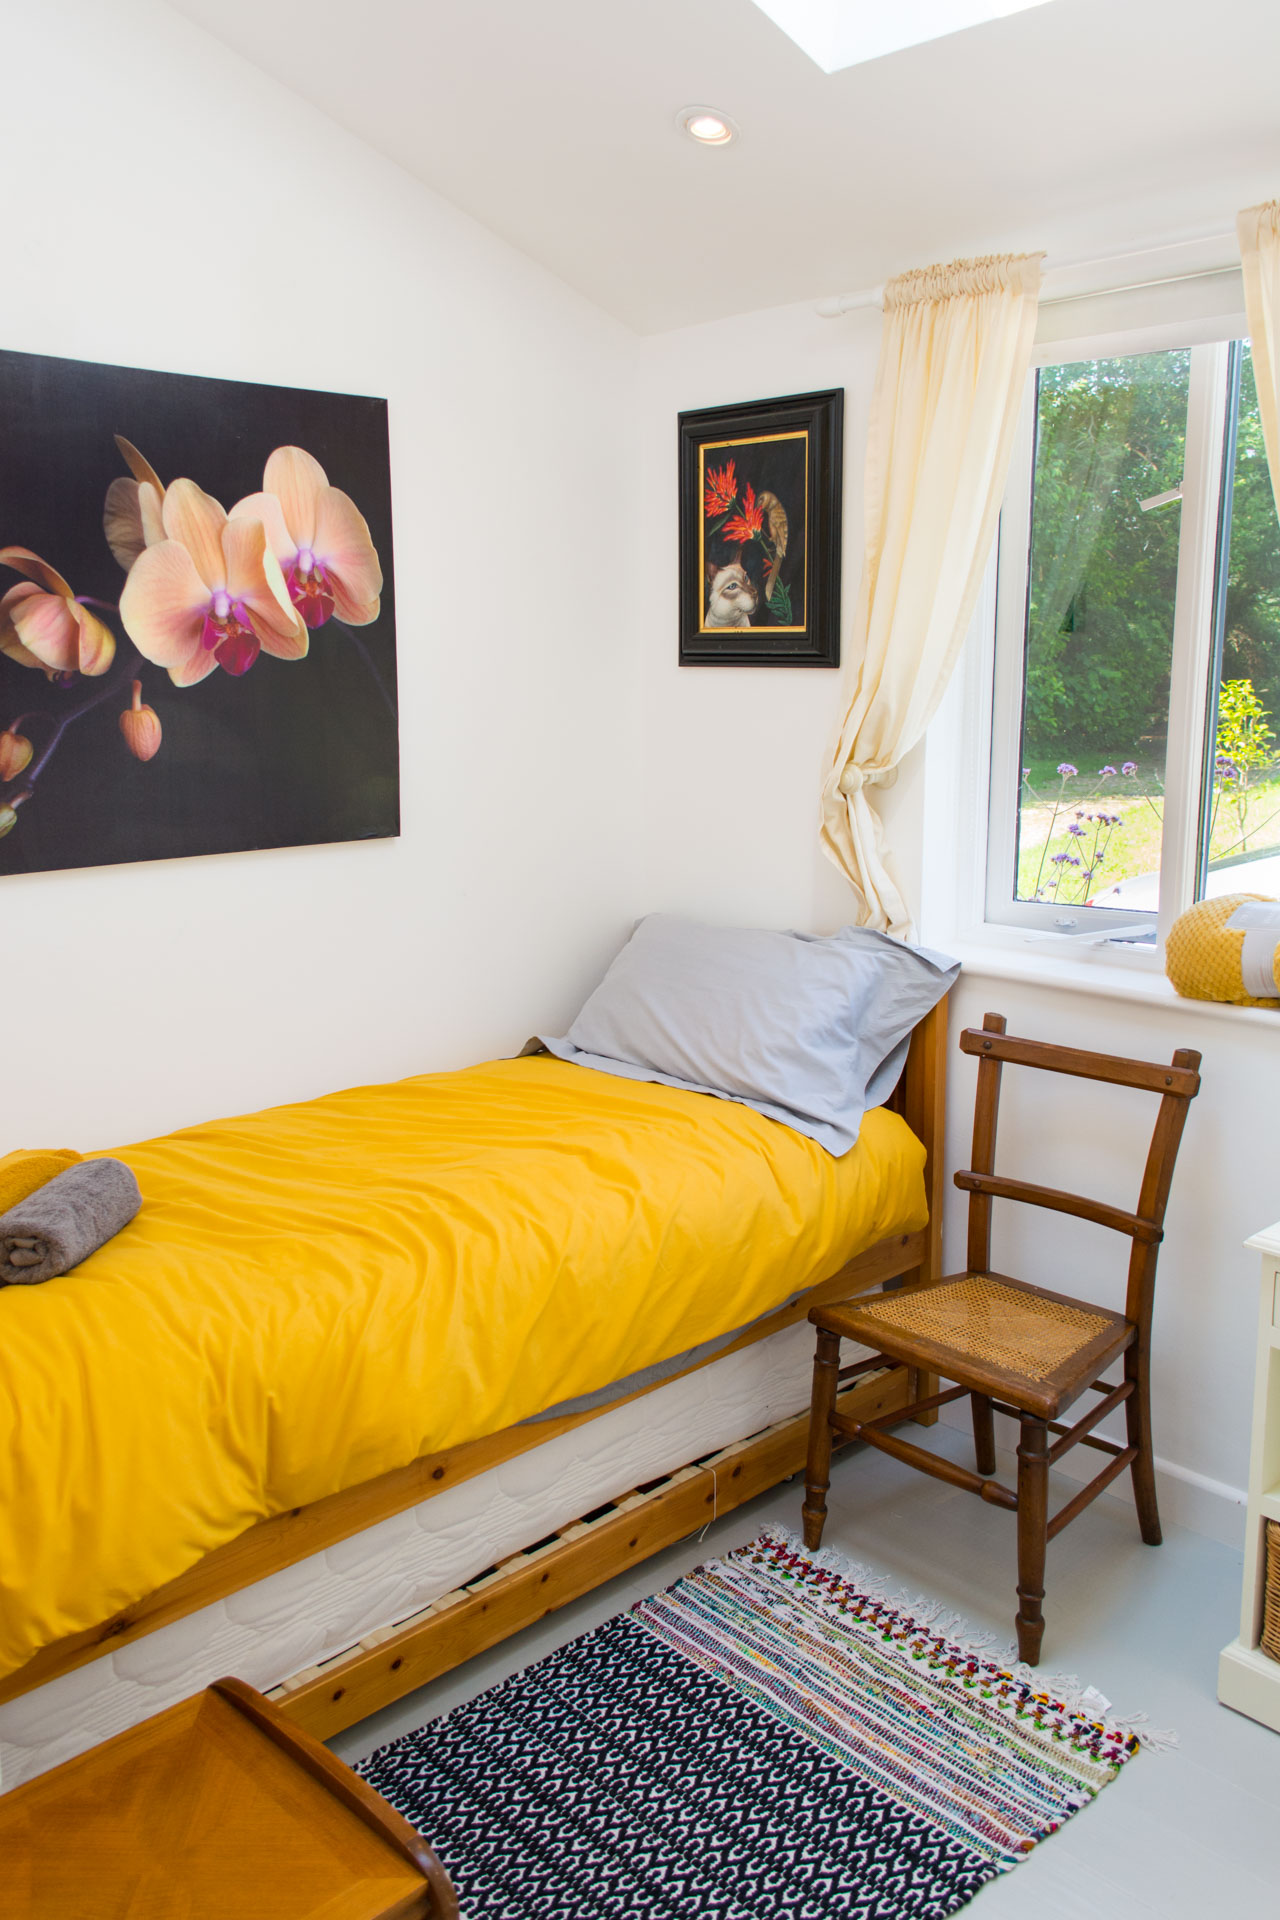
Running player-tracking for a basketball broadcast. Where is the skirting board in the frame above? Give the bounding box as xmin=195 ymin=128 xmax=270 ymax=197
xmin=1218 ymin=1638 xmax=1280 ymax=1734
xmin=270 ymin=1365 xmax=908 ymax=1741
xmin=939 ymin=1404 xmax=1246 ymax=1549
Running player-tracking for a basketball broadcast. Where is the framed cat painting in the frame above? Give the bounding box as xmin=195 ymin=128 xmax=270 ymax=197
xmin=678 ymin=388 xmax=843 ymax=666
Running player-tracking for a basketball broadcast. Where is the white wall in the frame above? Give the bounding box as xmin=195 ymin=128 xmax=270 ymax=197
xmin=633 ymin=298 xmax=926 ymax=933
xmin=0 ymin=0 xmax=641 ymax=1150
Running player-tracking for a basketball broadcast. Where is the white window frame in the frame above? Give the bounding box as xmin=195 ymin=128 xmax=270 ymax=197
xmin=983 ymin=318 xmax=1239 ymax=949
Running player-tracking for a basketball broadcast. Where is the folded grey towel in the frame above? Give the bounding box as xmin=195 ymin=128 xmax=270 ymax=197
xmin=0 ymin=1158 xmax=141 ymax=1286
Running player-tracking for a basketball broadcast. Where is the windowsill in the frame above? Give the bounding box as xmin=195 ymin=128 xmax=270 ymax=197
xmin=947 ymin=931 xmax=1280 ymax=1030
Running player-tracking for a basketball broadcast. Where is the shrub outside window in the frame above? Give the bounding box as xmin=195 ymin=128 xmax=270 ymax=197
xmin=987 ymin=333 xmax=1280 ymax=940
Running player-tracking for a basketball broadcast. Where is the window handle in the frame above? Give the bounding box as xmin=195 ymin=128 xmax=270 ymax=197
xmin=1139 ymin=483 xmax=1183 ymax=512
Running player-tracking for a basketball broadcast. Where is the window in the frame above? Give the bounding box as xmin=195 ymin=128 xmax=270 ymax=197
xmin=986 ymin=332 xmax=1280 ymax=941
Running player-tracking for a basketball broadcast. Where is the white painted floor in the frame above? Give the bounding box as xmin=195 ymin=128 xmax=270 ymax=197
xmin=331 ymin=1424 xmax=1280 ymax=1916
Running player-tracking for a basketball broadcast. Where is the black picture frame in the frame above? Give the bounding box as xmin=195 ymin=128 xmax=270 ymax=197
xmin=679 ymin=388 xmax=843 ymax=667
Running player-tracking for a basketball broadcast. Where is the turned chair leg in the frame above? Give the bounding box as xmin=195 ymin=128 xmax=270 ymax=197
xmin=802 ymin=1328 xmax=841 ymax=1550
xmin=971 ymin=1392 xmax=997 ymax=1475
xmin=1015 ymin=1414 xmax=1049 ymax=1666
xmin=1125 ymin=1344 xmax=1162 ymax=1546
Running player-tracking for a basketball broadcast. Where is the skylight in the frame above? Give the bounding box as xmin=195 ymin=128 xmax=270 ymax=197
xmin=749 ymin=0 xmax=1056 ymax=73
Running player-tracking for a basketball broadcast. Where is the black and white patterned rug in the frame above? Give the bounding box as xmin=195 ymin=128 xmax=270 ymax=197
xmin=357 ymin=1529 xmax=1142 ymax=1920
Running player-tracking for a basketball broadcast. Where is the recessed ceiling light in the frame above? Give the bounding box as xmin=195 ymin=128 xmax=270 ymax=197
xmin=677 ymin=106 xmax=739 ymax=147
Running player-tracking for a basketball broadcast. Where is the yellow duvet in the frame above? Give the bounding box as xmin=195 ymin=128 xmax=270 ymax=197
xmin=0 ymin=1057 xmax=926 ymax=1680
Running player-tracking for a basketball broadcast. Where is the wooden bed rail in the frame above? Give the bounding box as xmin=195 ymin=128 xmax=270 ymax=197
xmin=886 ymin=993 xmax=949 ymax=1421
xmin=269 ymin=1364 xmax=912 ymax=1741
xmin=891 ymin=994 xmax=949 ymax=1288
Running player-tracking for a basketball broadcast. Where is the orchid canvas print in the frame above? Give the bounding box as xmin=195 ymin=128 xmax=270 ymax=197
xmin=0 ymin=348 xmax=397 ymax=878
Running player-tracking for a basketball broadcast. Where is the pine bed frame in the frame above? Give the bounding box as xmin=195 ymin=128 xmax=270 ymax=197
xmin=0 ymin=999 xmax=948 ymax=1743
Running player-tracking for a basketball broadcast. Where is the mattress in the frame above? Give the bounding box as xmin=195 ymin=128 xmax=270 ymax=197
xmin=0 ymin=1317 xmax=872 ymax=1790
xmin=0 ymin=1056 xmax=926 ymax=1682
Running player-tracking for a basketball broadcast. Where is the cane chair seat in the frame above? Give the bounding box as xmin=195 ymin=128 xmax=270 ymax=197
xmin=817 ymin=1272 xmax=1133 ymax=1419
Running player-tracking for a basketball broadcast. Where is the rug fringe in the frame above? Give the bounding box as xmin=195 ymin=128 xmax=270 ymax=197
xmin=1106 ymin=1713 xmax=1180 ymax=1752
xmin=751 ymin=1526 xmax=1175 ymax=1750
xmin=757 ymin=1525 xmax=1004 ymax=1665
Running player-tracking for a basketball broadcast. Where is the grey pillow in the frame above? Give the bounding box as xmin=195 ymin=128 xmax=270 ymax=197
xmin=540 ymin=914 xmax=958 ymax=1154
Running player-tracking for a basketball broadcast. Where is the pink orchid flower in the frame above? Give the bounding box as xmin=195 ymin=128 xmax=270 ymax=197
xmin=0 ymin=548 xmax=115 ymax=678
xmin=119 ymin=479 xmax=307 ymax=684
xmin=103 ymin=437 xmax=166 ymax=572
xmin=230 ymin=446 xmax=382 ymax=629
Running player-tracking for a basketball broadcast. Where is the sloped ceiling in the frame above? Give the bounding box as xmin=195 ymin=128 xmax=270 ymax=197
xmin=167 ymin=0 xmax=1280 ymax=332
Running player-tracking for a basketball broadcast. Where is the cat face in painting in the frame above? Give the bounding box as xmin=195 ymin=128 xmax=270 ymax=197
xmin=705 ymin=561 xmax=758 ymax=628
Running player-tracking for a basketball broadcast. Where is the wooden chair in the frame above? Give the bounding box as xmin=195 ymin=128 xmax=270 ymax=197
xmin=801 ymin=1012 xmax=1202 ymax=1665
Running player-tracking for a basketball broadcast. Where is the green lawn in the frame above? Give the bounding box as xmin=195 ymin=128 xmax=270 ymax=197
xmin=1014 ymin=753 xmax=1280 ymax=903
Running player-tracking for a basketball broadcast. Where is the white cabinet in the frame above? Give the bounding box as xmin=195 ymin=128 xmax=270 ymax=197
xmin=1218 ymin=1221 xmax=1280 ymax=1733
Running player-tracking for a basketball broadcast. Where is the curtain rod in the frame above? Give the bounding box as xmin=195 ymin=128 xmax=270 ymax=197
xmin=815 ymin=232 xmax=1240 ymax=318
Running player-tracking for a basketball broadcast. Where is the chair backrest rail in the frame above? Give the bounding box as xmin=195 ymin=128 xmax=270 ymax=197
xmin=953 ymin=1170 xmax=1163 ymax=1244
xmin=959 ymin=1026 xmax=1200 ymax=1099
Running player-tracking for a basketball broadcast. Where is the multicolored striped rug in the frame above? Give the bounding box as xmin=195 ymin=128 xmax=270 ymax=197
xmin=358 ymin=1528 xmax=1143 ymax=1919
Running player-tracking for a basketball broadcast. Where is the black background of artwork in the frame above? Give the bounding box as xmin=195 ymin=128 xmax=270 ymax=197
xmin=0 ymin=347 xmax=398 ymax=879
xmin=703 ymin=433 xmax=808 ymax=629
xmin=679 ymin=388 xmax=842 ymax=667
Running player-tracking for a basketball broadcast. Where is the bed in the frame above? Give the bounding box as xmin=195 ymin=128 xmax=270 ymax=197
xmin=0 ymin=1001 xmax=947 ymax=1790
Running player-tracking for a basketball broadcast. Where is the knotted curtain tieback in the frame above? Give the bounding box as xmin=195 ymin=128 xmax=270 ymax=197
xmin=838 ymin=762 xmax=898 ymax=797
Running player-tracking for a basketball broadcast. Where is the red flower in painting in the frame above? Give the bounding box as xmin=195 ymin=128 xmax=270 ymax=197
xmin=703 ymin=460 xmax=737 ymax=518
xmin=721 ymin=481 xmax=764 ymax=545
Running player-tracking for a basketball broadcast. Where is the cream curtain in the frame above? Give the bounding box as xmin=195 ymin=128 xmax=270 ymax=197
xmin=1238 ymin=201 xmax=1280 ymax=521
xmin=820 ymin=252 xmax=1043 ymax=936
